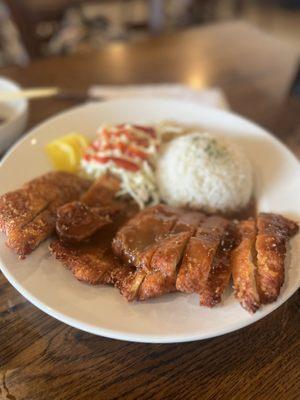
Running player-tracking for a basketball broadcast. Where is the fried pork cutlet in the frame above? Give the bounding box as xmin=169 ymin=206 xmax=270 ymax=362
xmin=199 ymin=222 xmax=237 ymax=307
xmin=56 ymin=174 xmax=123 ymax=243
xmin=51 ymin=219 xmax=124 ymax=285
xmin=112 ymin=268 xmax=147 ymax=301
xmin=176 ymin=216 xmax=231 ymax=298
xmin=231 ymin=219 xmax=260 ymax=313
xmin=53 ymin=204 xmax=205 ymax=302
xmin=140 ymin=212 xmax=206 ymax=300
xmin=256 ymin=213 xmax=298 ymax=304
xmin=56 ymin=201 xmax=113 ymax=244
xmin=232 ymin=213 xmax=298 ymax=312
xmin=50 ymin=201 xmax=138 ymax=285
xmin=50 ymin=237 xmax=122 ymax=285
xmin=0 ymin=172 xmax=90 ymax=257
xmin=80 ymin=173 xmax=120 ymax=206
xmin=112 ymin=206 xmax=206 ymax=301
xmin=112 ymin=204 xmax=180 ymax=268
xmin=116 ymin=230 xmax=192 ymax=301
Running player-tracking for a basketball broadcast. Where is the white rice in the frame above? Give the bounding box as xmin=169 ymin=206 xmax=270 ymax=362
xmin=156 ymin=132 xmax=253 ymax=213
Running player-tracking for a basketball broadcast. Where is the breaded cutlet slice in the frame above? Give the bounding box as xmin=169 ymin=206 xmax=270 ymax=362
xmin=176 ymin=216 xmax=230 ymax=296
xmin=231 ymin=219 xmax=260 ymax=313
xmin=112 ymin=208 xmax=205 ymax=301
xmin=50 ymin=239 xmax=120 ymax=285
xmin=0 ymin=172 xmax=90 ymax=257
xmin=50 ymin=207 xmax=136 ymax=285
xmin=232 ymin=213 xmax=298 ymax=312
xmin=112 ymin=204 xmax=180 ymax=269
xmin=199 ymin=222 xmax=237 ymax=308
xmin=256 ymin=212 xmax=298 ymax=304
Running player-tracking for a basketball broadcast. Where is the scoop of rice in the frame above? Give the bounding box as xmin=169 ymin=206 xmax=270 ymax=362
xmin=156 ymin=132 xmax=253 ymax=213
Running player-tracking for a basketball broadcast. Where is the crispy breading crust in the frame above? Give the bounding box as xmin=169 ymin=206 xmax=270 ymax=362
xmin=56 ymin=201 xmax=112 ymax=243
xmin=200 ymin=222 xmax=237 ymax=307
xmin=129 ymin=231 xmax=192 ymax=301
xmin=55 ymin=174 xmax=124 ymax=244
xmin=256 ymin=213 xmax=298 ymax=303
xmin=232 ymin=214 xmax=298 ymax=312
xmin=112 ymin=206 xmax=205 ymax=301
xmin=49 ymin=200 xmax=298 ymax=313
xmin=50 ymin=202 xmax=137 ymax=286
xmin=80 ymin=173 xmax=120 ymax=206
xmin=0 ymin=172 xmax=90 ymax=257
xmin=50 ymin=239 xmax=121 ymax=285
xmin=231 ymin=219 xmax=260 ymax=313
xmin=112 ymin=205 xmax=180 ymax=267
xmin=176 ymin=216 xmax=230 ymax=295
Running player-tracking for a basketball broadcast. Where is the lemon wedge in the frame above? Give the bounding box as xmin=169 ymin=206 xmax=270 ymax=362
xmin=45 ymin=141 xmax=78 ymax=172
xmin=62 ymin=133 xmax=89 ymax=150
xmin=45 ymin=133 xmax=89 ymax=172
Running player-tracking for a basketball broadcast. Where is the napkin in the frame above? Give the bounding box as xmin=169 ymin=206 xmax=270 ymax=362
xmin=88 ymin=84 xmax=229 ymax=110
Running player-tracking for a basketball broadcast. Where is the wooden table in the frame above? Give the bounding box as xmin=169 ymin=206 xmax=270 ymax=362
xmin=1 ymin=21 xmax=300 ymax=400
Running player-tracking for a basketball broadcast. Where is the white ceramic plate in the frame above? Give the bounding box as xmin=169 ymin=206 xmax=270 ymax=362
xmin=0 ymin=98 xmax=300 ymax=343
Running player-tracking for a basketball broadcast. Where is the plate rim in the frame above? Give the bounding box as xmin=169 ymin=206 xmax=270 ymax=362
xmin=0 ymin=254 xmax=296 ymax=343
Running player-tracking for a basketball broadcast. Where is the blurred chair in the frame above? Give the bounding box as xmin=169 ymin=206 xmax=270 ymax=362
xmin=4 ymin=0 xmax=148 ymax=57
xmin=0 ymin=1 xmax=29 ymax=66
xmin=4 ymin=0 xmax=129 ymax=57
xmin=4 ymin=0 xmax=222 ymax=59
xmin=3 ymin=0 xmax=90 ymax=57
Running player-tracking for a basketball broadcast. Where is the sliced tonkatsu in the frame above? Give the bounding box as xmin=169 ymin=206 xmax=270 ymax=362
xmin=50 ymin=215 xmax=128 ymax=285
xmin=112 ymin=205 xmax=206 ymax=300
xmin=113 ymin=269 xmax=147 ymax=301
xmin=232 ymin=213 xmax=298 ymax=312
xmin=50 ymin=237 xmax=119 ymax=285
xmin=256 ymin=213 xmax=298 ymax=303
xmin=112 ymin=204 xmax=180 ymax=268
xmin=199 ymin=222 xmax=237 ymax=307
xmin=118 ymin=226 xmax=202 ymax=301
xmin=80 ymin=173 xmax=120 ymax=206
xmin=231 ymin=219 xmax=260 ymax=313
xmin=50 ymin=190 xmax=137 ymax=285
xmin=176 ymin=216 xmax=233 ymax=300
xmin=55 ymin=174 xmax=125 ymax=244
xmin=56 ymin=201 xmax=113 ymax=244
xmin=0 ymin=172 xmax=90 ymax=257
xmin=143 ymin=211 xmax=206 ymax=299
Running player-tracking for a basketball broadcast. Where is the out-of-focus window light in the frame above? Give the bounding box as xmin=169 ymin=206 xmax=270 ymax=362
xmin=186 ymin=72 xmax=207 ymax=89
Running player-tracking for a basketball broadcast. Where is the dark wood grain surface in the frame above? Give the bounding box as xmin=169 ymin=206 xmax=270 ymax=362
xmin=0 ymin=21 xmax=300 ymax=400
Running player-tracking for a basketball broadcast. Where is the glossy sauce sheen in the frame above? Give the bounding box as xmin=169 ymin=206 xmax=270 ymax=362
xmin=51 ymin=200 xmax=257 ymax=289
xmin=50 ymin=202 xmax=139 ymax=285
xmin=62 ymin=200 xmax=256 ymax=261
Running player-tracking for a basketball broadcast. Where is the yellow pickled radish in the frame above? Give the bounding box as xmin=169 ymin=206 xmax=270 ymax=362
xmin=45 ymin=133 xmax=89 ymax=172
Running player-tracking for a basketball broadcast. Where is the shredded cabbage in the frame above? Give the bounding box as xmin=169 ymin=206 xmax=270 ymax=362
xmin=81 ymin=158 xmax=159 ymax=209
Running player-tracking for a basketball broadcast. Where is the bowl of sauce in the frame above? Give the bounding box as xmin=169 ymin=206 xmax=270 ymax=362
xmin=0 ymin=77 xmax=28 ymax=153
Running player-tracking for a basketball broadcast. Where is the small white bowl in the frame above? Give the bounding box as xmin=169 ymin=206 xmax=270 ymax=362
xmin=0 ymin=77 xmax=28 ymax=152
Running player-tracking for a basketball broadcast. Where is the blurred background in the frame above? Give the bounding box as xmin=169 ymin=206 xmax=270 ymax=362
xmin=0 ymin=0 xmax=299 ymax=68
